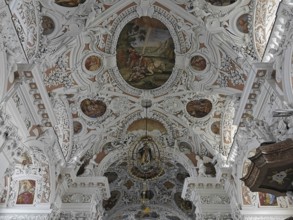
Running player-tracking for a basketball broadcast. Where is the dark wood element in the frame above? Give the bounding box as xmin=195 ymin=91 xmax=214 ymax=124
xmin=241 ymin=139 xmax=293 ymax=196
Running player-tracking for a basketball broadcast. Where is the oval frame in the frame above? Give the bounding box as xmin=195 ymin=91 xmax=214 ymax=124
xmin=72 ymin=120 xmax=85 ymax=136
xmin=78 ymin=97 xmax=109 ymax=122
xmin=186 ymin=99 xmax=213 ymax=119
xmin=82 ymin=53 xmax=104 ymax=76
xmin=188 ymin=53 xmax=211 ymax=76
xmin=184 ymin=96 xmax=216 ymax=122
xmin=190 ymin=55 xmax=208 ymax=72
xmin=105 ymin=6 xmax=186 ymax=97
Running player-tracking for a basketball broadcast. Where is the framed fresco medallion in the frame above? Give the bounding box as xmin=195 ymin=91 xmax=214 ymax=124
xmin=82 ymin=54 xmax=103 ymax=75
xmin=186 ymin=99 xmax=213 ymax=118
xmin=80 ymin=98 xmax=107 ymax=119
xmin=116 ymin=17 xmax=175 ymax=90
xmin=211 ymin=121 xmax=221 ymax=135
xmin=190 ymin=55 xmax=207 ymax=72
xmin=41 ymin=16 xmax=55 ymax=35
xmin=188 ymin=53 xmax=213 ymax=83
xmin=205 ymin=0 xmax=237 ymax=6
xmin=236 ymin=14 xmax=249 ymax=34
xmin=54 ymin=0 xmax=86 ymax=7
xmin=105 ymin=6 xmax=186 ymax=97
xmin=73 ymin=121 xmax=83 ymax=134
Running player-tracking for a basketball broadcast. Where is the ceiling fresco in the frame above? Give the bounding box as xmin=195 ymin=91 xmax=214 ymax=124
xmin=116 ymin=17 xmax=175 ymax=90
xmin=2 ymin=0 xmax=284 ymax=218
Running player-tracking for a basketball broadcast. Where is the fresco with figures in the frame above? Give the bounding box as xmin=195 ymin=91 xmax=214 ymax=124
xmin=16 ymin=180 xmax=36 ymax=204
xmin=205 ymin=0 xmax=237 ymax=6
xmin=54 ymin=0 xmax=86 ymax=7
xmin=117 ymin=17 xmax=175 ymax=90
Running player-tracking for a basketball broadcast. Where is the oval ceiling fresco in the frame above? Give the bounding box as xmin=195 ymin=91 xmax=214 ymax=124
xmin=84 ymin=55 xmax=102 ymax=72
xmin=41 ymin=16 xmax=55 ymax=35
xmin=190 ymin=55 xmax=207 ymax=71
xmin=211 ymin=121 xmax=221 ymax=135
xmin=186 ymin=99 xmax=212 ymax=118
xmin=206 ymin=0 xmax=237 ymax=6
xmin=80 ymin=99 xmax=107 ymax=118
xmin=236 ymin=14 xmax=249 ymax=34
xmin=54 ymin=0 xmax=86 ymax=7
xmin=73 ymin=121 xmax=82 ymax=134
xmin=116 ymin=17 xmax=175 ymax=90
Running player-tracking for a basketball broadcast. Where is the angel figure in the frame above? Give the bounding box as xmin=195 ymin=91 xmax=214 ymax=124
xmin=186 ymin=0 xmax=211 ymax=19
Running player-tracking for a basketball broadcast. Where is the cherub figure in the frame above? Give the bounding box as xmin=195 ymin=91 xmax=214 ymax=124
xmin=186 ymin=0 xmax=211 ymax=19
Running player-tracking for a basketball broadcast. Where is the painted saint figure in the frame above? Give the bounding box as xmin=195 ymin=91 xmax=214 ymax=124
xmin=186 ymin=99 xmax=212 ymax=118
xmin=85 ymin=55 xmax=101 ymax=72
xmin=16 ymin=180 xmax=36 ymax=204
xmin=190 ymin=55 xmax=207 ymax=71
xmin=80 ymin=99 xmax=107 ymax=118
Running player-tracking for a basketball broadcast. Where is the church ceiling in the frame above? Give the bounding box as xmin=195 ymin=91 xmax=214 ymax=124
xmin=1 ymin=0 xmax=280 ymax=218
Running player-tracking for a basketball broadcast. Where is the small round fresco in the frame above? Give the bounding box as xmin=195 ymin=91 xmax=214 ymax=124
xmin=211 ymin=121 xmax=221 ymax=135
xmin=80 ymin=99 xmax=107 ymax=118
xmin=84 ymin=55 xmax=102 ymax=72
xmin=73 ymin=121 xmax=82 ymax=134
xmin=41 ymin=16 xmax=55 ymax=35
xmin=116 ymin=17 xmax=175 ymax=90
xmin=205 ymin=0 xmax=237 ymax=6
xmin=237 ymin=14 xmax=249 ymax=34
xmin=54 ymin=0 xmax=86 ymax=7
xmin=186 ymin=99 xmax=212 ymax=118
xmin=190 ymin=55 xmax=207 ymax=71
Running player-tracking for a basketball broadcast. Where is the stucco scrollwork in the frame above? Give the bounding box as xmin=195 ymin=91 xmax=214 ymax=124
xmin=62 ymin=193 xmax=92 ymax=203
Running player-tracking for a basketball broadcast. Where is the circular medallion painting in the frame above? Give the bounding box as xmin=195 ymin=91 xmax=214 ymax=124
xmin=237 ymin=14 xmax=249 ymax=34
xmin=116 ymin=17 xmax=175 ymax=90
xmin=84 ymin=55 xmax=102 ymax=72
xmin=80 ymin=99 xmax=107 ymax=118
xmin=205 ymin=0 xmax=236 ymax=6
xmin=190 ymin=55 xmax=207 ymax=71
xmin=41 ymin=16 xmax=55 ymax=35
xmin=211 ymin=121 xmax=221 ymax=135
xmin=73 ymin=121 xmax=82 ymax=134
xmin=186 ymin=99 xmax=212 ymax=118
xmin=54 ymin=0 xmax=86 ymax=7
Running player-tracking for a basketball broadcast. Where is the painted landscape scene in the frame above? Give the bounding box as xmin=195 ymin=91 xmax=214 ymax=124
xmin=116 ymin=17 xmax=175 ymax=90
